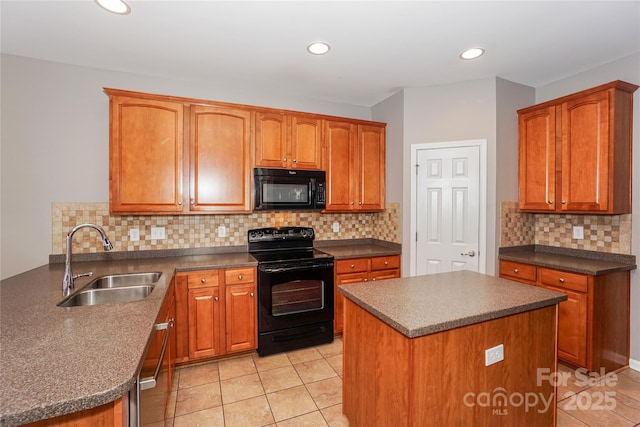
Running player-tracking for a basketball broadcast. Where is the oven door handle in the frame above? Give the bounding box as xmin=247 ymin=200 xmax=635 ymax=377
xmin=259 ymin=262 xmax=334 ymax=273
xmin=139 ymin=319 xmax=173 ymax=391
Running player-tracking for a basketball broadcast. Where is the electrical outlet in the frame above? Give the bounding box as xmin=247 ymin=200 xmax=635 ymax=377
xmin=151 ymin=227 xmax=166 ymax=240
xmin=573 ymin=226 xmax=584 ymax=240
xmin=485 ymin=344 xmax=504 ymax=366
xmin=332 ymin=222 xmax=340 ymax=233
xmin=128 ymin=228 xmax=140 ymax=242
xmin=218 ymin=225 xmax=226 ymax=238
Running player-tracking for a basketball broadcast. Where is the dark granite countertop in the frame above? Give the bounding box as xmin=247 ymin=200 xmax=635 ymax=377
xmin=339 ymin=270 xmax=567 ymax=339
xmin=315 ymin=239 xmax=401 ymax=259
xmin=0 ymin=252 xmax=256 ymax=427
xmin=498 ymin=245 xmax=636 ymax=275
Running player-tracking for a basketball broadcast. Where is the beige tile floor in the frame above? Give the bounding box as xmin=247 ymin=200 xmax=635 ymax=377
xmin=149 ymin=338 xmax=640 ymax=427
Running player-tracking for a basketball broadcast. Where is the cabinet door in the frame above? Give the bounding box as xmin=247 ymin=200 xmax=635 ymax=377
xmin=325 ymin=120 xmax=357 ymax=211
xmin=545 ymin=285 xmax=588 ymax=368
xmin=188 ymin=286 xmax=223 ymax=359
xmin=190 ymin=105 xmax=252 ymax=212
xmin=561 ymin=91 xmax=610 ymax=212
xmin=518 ymin=106 xmax=557 ymax=211
xmin=290 ymin=116 xmax=322 ymax=170
xmin=225 ymin=283 xmax=257 ymax=353
xmin=109 ymin=96 xmax=184 ymax=213
xmin=357 ymin=124 xmax=385 ymax=211
xmin=255 ymin=112 xmax=288 ymax=168
xmin=334 ymin=271 xmax=370 ymax=333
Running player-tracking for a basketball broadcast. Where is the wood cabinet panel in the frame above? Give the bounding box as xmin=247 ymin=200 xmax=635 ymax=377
xmin=539 ymin=267 xmax=588 ymax=293
xmin=517 ymin=81 xmax=637 ymax=214
xmin=370 ymin=255 xmax=400 ymax=271
xmin=224 ymin=267 xmax=255 ymax=285
xmin=324 ymin=120 xmax=356 ymax=210
xmin=255 ymin=112 xmax=287 ymax=168
xmin=187 ymin=270 xmax=220 ymax=289
xmin=290 ymin=116 xmax=322 ymax=169
xmin=188 ymin=286 xmax=223 ymax=359
xmin=336 ymin=258 xmax=369 ymax=274
xmin=545 ymin=285 xmax=588 ymax=367
xmin=499 ymin=260 xmax=537 ymax=284
xmin=189 ymin=105 xmax=252 ymax=212
xmin=225 ymin=283 xmax=257 ymax=353
xmin=358 ymin=124 xmax=385 ymax=210
xmin=108 ymin=94 xmax=184 ymax=213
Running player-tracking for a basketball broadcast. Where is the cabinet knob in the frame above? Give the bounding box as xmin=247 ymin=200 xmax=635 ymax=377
xmin=547 ymin=200 xmax=553 ymax=204
xmin=293 ymin=159 xmax=298 ymax=163
xmin=559 ymin=278 xmax=565 ymax=283
xmin=561 ymin=200 xmax=567 ymax=204
xmin=201 ymin=278 xmax=206 ymax=283
xmin=250 ymin=292 xmax=254 ymax=297
xmin=350 ymin=202 xmax=354 ymax=205
xmin=214 ymin=296 xmax=219 ymax=301
xmin=384 ymin=261 xmax=389 ymax=265
xmin=178 ymin=201 xmax=182 ymax=206
xmin=190 ymin=199 xmax=195 ymax=206
xmin=514 ymin=269 xmax=519 ymax=273
xmin=372 ymin=278 xmax=376 ymax=281
xmin=238 ymin=274 xmax=243 ymax=280
xmin=283 ymin=158 xmax=287 ymax=162
xmin=359 ymin=201 xmax=363 ymax=205
xmin=364 ymin=279 xmax=368 ymax=282
xmin=350 ymin=264 xmax=355 ymax=268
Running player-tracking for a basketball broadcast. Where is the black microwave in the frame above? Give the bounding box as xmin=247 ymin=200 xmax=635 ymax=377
xmin=253 ymin=168 xmax=326 ymax=211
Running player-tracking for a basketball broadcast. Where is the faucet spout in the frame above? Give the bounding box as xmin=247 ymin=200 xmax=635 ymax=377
xmin=62 ymin=223 xmax=113 ymax=296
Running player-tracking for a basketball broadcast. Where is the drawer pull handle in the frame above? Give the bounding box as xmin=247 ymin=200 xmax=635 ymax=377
xmin=250 ymin=292 xmax=254 ymax=297
xmin=238 ymin=274 xmax=243 ymax=280
xmin=384 ymin=261 xmax=389 ymax=265
xmin=514 ymin=269 xmax=519 ymax=273
xmin=214 ymin=296 xmax=219 ymax=301
xmin=559 ymin=278 xmax=565 ymax=283
xmin=548 ymin=200 xmax=553 ymax=204
xmin=561 ymin=200 xmax=567 ymax=205
xmin=372 ymin=278 xmax=376 ymax=281
xmin=350 ymin=264 xmax=355 ymax=268
xmin=201 ymin=278 xmax=206 ymax=283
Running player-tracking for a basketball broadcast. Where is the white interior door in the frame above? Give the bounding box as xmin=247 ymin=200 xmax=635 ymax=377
xmin=414 ymin=143 xmax=483 ymax=275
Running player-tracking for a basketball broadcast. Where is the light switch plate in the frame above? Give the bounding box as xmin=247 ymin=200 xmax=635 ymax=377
xmin=151 ymin=227 xmax=166 ymax=240
xmin=332 ymin=222 xmax=340 ymax=233
xmin=128 ymin=228 xmax=140 ymax=242
xmin=218 ymin=225 xmax=226 ymax=237
xmin=573 ymin=226 xmax=584 ymax=240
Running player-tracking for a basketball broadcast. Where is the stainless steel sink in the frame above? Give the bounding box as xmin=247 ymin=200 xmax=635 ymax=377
xmin=58 ymin=285 xmax=155 ymax=307
xmin=83 ymin=272 xmax=162 ymax=289
xmin=57 ymin=272 xmax=162 ymax=307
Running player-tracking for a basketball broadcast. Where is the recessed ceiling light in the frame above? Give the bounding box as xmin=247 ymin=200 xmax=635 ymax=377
xmin=307 ymin=42 xmax=331 ymax=55
xmin=95 ymin=0 xmax=131 ymax=15
xmin=460 ymin=48 xmax=485 ymax=60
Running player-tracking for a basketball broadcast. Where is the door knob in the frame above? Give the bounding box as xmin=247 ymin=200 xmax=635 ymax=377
xmin=460 ymin=250 xmax=476 ymax=257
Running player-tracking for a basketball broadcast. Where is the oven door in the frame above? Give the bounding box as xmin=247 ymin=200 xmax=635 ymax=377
xmin=257 ymin=260 xmax=334 ymax=355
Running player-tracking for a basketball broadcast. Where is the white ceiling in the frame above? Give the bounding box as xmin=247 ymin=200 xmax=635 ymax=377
xmin=2 ymin=1 xmax=639 ymax=106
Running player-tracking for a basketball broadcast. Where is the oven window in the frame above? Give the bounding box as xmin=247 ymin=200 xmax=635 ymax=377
xmin=262 ymin=183 xmax=309 ymax=204
xmin=272 ymin=279 xmax=324 ymax=316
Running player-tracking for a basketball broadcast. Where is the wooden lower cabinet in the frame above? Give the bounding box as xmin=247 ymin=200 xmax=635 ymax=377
xmin=499 ymin=260 xmax=630 ymax=372
xmin=176 ymin=266 xmax=257 ymax=363
xmin=343 ymin=298 xmax=557 ymax=426
xmin=23 ymin=398 xmax=125 ymax=427
xmin=334 ymin=255 xmax=400 ymax=333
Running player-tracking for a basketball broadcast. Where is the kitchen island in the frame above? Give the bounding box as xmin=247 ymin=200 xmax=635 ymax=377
xmin=339 ymin=270 xmax=567 ymax=426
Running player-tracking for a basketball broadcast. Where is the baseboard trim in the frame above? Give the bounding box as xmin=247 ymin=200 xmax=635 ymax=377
xmin=629 ymin=358 xmax=640 ymax=372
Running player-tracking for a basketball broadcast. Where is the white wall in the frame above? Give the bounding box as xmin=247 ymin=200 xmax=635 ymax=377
xmin=372 ymin=90 xmax=404 ymax=205
xmin=535 ymin=52 xmax=640 ymax=367
xmin=398 ymin=78 xmax=498 ymax=276
xmin=0 ymin=54 xmax=371 ymax=280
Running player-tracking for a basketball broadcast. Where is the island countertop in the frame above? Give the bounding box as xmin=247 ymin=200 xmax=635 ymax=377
xmin=338 ymin=270 xmax=567 ymax=338
xmin=0 ymin=252 xmax=256 ymax=427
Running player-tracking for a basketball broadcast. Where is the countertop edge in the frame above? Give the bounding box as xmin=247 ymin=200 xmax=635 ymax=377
xmin=339 ymin=288 xmax=567 ymax=338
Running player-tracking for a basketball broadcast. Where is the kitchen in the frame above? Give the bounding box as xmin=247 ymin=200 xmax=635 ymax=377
xmin=2 ymin=1 xmax=640 ymax=426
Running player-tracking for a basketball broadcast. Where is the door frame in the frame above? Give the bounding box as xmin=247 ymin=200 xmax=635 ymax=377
xmin=409 ymin=139 xmax=487 ymax=276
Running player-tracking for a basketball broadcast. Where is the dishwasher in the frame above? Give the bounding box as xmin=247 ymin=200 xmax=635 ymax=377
xmin=130 ymin=290 xmax=175 ymax=426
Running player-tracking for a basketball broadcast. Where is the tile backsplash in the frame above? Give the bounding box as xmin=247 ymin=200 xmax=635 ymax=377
xmin=52 ymin=202 xmax=401 ymax=255
xmin=500 ymin=201 xmax=632 ymax=254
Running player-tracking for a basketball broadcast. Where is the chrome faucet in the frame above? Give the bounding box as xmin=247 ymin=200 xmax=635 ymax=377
xmin=62 ymin=223 xmax=113 ymax=296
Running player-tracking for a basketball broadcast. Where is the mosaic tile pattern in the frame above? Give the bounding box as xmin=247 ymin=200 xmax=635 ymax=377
xmin=52 ymin=203 xmax=401 ymax=255
xmin=500 ymin=201 xmax=632 ymax=255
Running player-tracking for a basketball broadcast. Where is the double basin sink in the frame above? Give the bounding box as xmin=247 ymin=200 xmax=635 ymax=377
xmin=57 ymin=272 xmax=162 ymax=308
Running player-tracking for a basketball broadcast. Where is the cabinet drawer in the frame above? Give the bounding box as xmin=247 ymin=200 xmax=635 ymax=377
xmin=225 ymin=267 xmax=255 ymax=285
xmin=370 ymin=256 xmax=400 ymax=271
xmin=539 ymin=268 xmax=588 ymax=293
xmin=187 ymin=270 xmax=220 ymax=289
xmin=336 ymin=258 xmax=369 ymax=274
xmin=499 ymin=260 xmax=536 ymax=283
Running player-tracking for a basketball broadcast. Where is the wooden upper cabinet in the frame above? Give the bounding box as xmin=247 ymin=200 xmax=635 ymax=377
xmin=518 ymin=80 xmax=638 ymax=214
xmin=189 ymin=105 xmax=252 ymax=213
xmin=108 ymin=93 xmax=184 ymax=213
xmin=255 ymin=111 xmax=322 ymax=170
xmin=324 ymin=120 xmax=385 ymax=212
xmin=518 ymin=106 xmax=556 ymax=211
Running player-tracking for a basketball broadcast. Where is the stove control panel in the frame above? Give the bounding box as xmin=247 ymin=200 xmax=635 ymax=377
xmin=248 ymin=227 xmax=315 ymax=243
